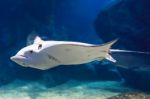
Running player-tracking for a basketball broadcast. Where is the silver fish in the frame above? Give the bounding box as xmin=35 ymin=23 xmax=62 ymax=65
xmin=10 ymin=36 xmax=150 ymax=70
xmin=10 ymin=36 xmax=117 ymax=70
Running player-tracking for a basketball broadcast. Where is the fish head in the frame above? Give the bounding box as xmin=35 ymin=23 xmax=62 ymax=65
xmin=10 ymin=36 xmax=46 ymax=68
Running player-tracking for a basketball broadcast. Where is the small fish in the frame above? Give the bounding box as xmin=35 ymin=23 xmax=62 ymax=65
xmin=10 ymin=36 xmax=117 ymax=70
xmin=10 ymin=36 xmax=150 ymax=70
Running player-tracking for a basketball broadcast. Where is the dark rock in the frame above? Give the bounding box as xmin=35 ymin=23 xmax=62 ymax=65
xmin=95 ymin=0 xmax=150 ymax=91
xmin=117 ymin=67 xmax=150 ymax=91
xmin=108 ymin=92 xmax=150 ymax=99
xmin=95 ymin=0 xmax=150 ymax=52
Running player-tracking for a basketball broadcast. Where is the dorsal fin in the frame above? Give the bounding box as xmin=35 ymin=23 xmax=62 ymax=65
xmin=33 ymin=36 xmax=44 ymax=44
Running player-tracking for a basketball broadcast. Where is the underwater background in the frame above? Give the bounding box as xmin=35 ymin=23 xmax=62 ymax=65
xmin=0 ymin=0 xmax=150 ymax=99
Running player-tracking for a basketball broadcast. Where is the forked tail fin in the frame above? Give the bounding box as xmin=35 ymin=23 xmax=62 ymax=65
xmin=100 ymin=39 xmax=118 ymax=63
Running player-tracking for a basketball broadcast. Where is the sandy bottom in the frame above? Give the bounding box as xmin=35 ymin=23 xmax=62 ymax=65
xmin=0 ymin=80 xmax=136 ymax=99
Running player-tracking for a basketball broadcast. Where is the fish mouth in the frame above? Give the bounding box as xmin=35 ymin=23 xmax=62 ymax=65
xmin=10 ymin=55 xmax=28 ymax=66
xmin=19 ymin=55 xmax=27 ymax=58
xmin=10 ymin=55 xmax=28 ymax=65
xmin=10 ymin=55 xmax=27 ymax=61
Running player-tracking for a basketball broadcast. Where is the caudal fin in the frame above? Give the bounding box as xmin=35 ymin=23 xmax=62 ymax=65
xmin=100 ymin=39 xmax=118 ymax=51
xmin=99 ymin=39 xmax=118 ymax=63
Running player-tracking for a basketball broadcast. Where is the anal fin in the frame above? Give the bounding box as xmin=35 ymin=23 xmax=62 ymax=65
xmin=106 ymin=54 xmax=116 ymax=63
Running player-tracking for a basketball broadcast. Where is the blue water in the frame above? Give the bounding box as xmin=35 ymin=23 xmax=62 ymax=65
xmin=0 ymin=0 xmax=150 ymax=98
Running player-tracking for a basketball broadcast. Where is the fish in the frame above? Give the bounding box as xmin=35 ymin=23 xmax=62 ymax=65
xmin=10 ymin=36 xmax=150 ymax=70
xmin=10 ymin=36 xmax=117 ymax=70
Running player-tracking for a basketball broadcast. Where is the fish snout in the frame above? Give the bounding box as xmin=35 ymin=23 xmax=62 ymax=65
xmin=10 ymin=56 xmax=16 ymax=61
xmin=11 ymin=55 xmax=25 ymax=60
xmin=10 ymin=55 xmax=27 ymax=65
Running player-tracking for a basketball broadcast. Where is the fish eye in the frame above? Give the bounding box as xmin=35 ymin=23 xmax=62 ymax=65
xmin=38 ymin=44 xmax=42 ymax=49
xmin=29 ymin=50 xmax=33 ymax=53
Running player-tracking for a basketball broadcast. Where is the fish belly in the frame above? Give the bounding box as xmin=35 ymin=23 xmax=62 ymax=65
xmin=49 ymin=45 xmax=106 ymax=65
